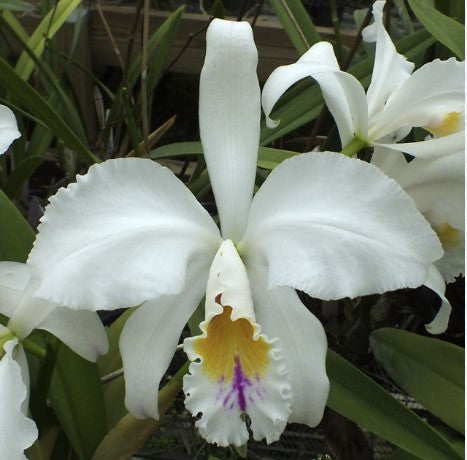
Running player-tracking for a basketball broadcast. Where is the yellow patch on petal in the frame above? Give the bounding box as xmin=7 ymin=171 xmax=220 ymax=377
xmin=434 ymin=223 xmax=461 ymax=250
xmin=193 ymin=305 xmax=270 ymax=382
xmin=425 ymin=112 xmax=462 ymax=137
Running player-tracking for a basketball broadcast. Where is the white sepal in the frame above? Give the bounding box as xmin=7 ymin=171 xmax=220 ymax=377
xmin=120 ymin=257 xmax=212 ymax=419
xmin=200 ymin=19 xmax=261 ymax=242
xmin=247 ymin=261 xmax=329 ymax=426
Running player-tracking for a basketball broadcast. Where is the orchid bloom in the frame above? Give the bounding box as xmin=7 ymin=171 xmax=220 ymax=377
xmin=0 ymin=262 xmax=108 ymax=459
xmin=0 ymin=104 xmax=21 ymax=155
xmin=371 ymin=147 xmax=464 ymax=333
xmin=262 ymin=0 xmax=464 ymax=159
xmin=28 ymin=19 xmax=442 ymax=446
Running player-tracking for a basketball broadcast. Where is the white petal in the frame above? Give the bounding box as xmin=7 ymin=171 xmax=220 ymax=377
xmin=28 ymin=158 xmax=221 ymax=310
xmin=246 ymin=261 xmax=329 ymax=427
xmin=0 ymin=339 xmax=38 ymax=459
xmin=363 ymin=1 xmax=414 ymax=120
xmin=376 ymin=130 xmax=465 ymax=159
xmin=424 ymin=265 xmax=452 ymax=335
xmin=370 ymin=59 xmax=464 ymax=140
xmin=120 ymin=257 xmax=212 ymax=419
xmin=262 ymin=42 xmax=368 ymax=146
xmin=199 ymin=19 xmax=260 ymax=242
xmin=0 ymin=105 xmax=21 ymax=155
xmin=0 ymin=262 xmax=31 ymax=318
xmin=37 ymin=309 xmax=108 ymax=362
xmin=240 ymin=152 xmax=443 ymax=300
xmin=183 ymin=241 xmax=292 ymax=446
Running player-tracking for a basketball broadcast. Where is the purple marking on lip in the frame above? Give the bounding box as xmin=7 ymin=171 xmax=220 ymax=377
xmin=222 ymin=356 xmax=252 ymax=411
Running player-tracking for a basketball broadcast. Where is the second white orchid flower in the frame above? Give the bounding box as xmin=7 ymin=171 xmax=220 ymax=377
xmin=0 ymin=262 xmax=108 ymax=459
xmin=28 ymin=19 xmax=442 ymax=446
xmin=262 ymin=0 xmax=464 ymax=159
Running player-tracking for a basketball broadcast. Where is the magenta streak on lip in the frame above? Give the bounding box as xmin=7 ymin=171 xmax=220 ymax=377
xmin=223 ymin=355 xmax=252 ymax=411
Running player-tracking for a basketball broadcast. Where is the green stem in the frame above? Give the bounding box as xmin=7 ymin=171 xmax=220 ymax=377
xmin=22 ymin=337 xmax=47 ymax=361
xmin=340 ymin=136 xmax=368 ymax=157
xmin=29 ymin=336 xmax=61 ymax=428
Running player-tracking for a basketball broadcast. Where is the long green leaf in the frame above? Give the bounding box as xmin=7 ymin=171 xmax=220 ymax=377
xmin=408 ymin=0 xmax=464 ymax=59
xmin=0 ymin=188 xmax=35 ymax=262
xmin=4 ymin=155 xmax=43 ymax=198
xmin=127 ymin=6 xmax=185 ymax=89
xmin=370 ymin=328 xmax=464 ymax=434
xmin=269 ymin=0 xmax=321 ymax=55
xmin=0 ymin=57 xmax=98 ymax=164
xmin=327 ymin=349 xmax=462 ymax=459
xmin=0 ymin=0 xmax=35 ymax=12
xmin=92 ymin=362 xmax=188 ymax=460
xmin=15 ymin=0 xmax=82 ymax=81
xmin=49 ymin=345 xmax=107 ymax=460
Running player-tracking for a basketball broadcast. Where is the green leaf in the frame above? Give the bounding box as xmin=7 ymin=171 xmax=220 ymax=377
xmin=407 ymin=0 xmax=464 ymax=59
xmin=0 ymin=188 xmax=35 ymax=262
xmin=269 ymin=0 xmax=321 ymax=55
xmin=370 ymin=328 xmax=465 ymax=434
xmin=49 ymin=345 xmax=107 ymax=460
xmin=92 ymin=362 xmax=188 ymax=460
xmin=326 ymin=349 xmax=462 ymax=459
xmin=4 ymin=155 xmax=43 ymax=198
xmin=127 ymin=6 xmax=185 ymax=89
xmin=0 ymin=0 xmax=35 ymax=12
xmin=0 ymin=56 xmax=98 ymax=164
xmin=15 ymin=0 xmax=82 ymax=81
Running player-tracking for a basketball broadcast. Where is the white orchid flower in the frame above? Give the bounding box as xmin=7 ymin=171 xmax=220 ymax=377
xmin=0 ymin=262 xmax=108 ymax=459
xmin=28 ymin=19 xmax=442 ymax=446
xmin=371 ymin=147 xmax=464 ymax=333
xmin=262 ymin=0 xmax=464 ymax=159
xmin=0 ymin=104 xmax=21 ymax=155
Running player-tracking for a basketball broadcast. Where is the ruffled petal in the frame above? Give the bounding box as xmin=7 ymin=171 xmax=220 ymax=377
xmin=370 ymin=59 xmax=464 ymax=141
xmin=362 ymin=0 xmax=414 ymax=120
xmin=199 ymin=19 xmax=261 ymax=242
xmin=0 ymin=339 xmax=38 ymax=459
xmin=240 ymin=152 xmax=443 ymax=300
xmin=37 ymin=308 xmax=108 ymax=362
xmin=0 ymin=105 xmax=21 ymax=155
xmin=0 ymin=262 xmax=30 ymax=318
xmin=120 ymin=257 xmax=212 ymax=419
xmin=28 ymin=158 xmax=221 ymax=310
xmin=246 ymin=261 xmax=329 ymax=427
xmin=424 ymin=265 xmax=452 ymax=335
xmin=262 ymin=42 xmax=368 ymax=146
xmin=183 ymin=241 xmax=291 ymax=446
